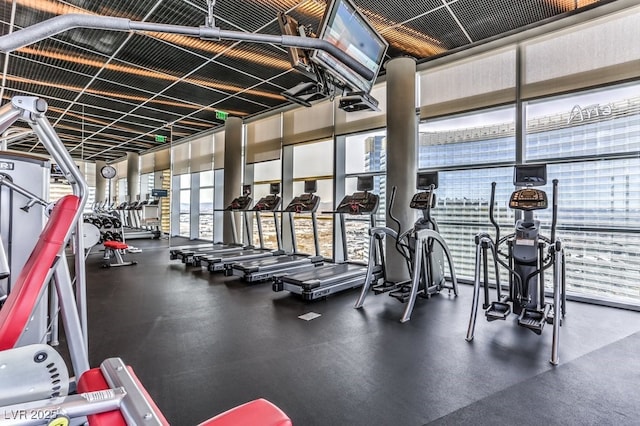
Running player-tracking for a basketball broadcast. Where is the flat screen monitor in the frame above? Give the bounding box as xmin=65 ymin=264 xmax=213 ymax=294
xmin=514 ymin=164 xmax=547 ymax=187
xmin=356 ymin=175 xmax=374 ymax=192
xmin=270 ymin=182 xmax=281 ymax=195
xmin=416 ymin=172 xmax=438 ymax=190
xmin=311 ymin=0 xmax=388 ymax=94
xmin=304 ymin=180 xmax=317 ymax=194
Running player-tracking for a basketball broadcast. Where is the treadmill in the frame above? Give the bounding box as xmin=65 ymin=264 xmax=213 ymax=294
xmin=200 ymin=183 xmax=285 ymax=272
xmin=273 ymin=176 xmax=383 ymax=300
xmin=229 ymin=180 xmax=324 ymax=282
xmin=169 ymin=185 xmax=252 ymax=264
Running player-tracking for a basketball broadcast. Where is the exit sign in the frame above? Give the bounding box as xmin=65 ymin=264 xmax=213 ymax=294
xmin=215 ymin=110 xmax=228 ymax=121
xmin=155 ymin=135 xmax=167 ymax=143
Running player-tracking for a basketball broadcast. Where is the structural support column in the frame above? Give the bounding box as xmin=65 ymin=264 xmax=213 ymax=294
xmin=126 ymin=152 xmax=139 ymax=201
xmin=95 ymin=160 xmax=107 ymax=202
xmin=386 ymin=57 xmax=417 ymax=282
xmin=223 ymin=117 xmax=243 ymax=244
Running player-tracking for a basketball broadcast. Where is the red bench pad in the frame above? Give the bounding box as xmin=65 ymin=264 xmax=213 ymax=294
xmin=103 ymin=241 xmax=128 ymax=250
xmin=0 ymin=195 xmax=79 ymax=350
xmin=198 ymin=398 xmax=292 ymax=426
xmin=77 ymin=367 xmax=169 ymax=426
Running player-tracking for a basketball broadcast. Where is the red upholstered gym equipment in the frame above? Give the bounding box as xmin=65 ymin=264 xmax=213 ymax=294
xmin=102 ymin=240 xmax=137 ymax=267
xmin=198 ymin=399 xmax=292 ymax=426
xmin=0 ymin=194 xmax=79 ymax=351
xmin=0 ymin=194 xmax=292 ymax=425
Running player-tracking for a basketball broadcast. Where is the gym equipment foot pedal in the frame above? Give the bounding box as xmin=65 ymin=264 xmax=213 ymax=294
xmin=485 ymin=301 xmax=511 ymax=321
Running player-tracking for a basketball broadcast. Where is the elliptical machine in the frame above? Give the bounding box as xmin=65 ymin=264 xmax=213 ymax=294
xmin=355 ymin=172 xmax=458 ymax=322
xmin=465 ymin=164 xmax=566 ymax=365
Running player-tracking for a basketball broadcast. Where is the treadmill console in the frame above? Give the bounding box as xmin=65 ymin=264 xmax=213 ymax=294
xmin=226 ymin=195 xmax=252 ymax=211
xmin=336 ymin=191 xmax=379 ymax=215
xmin=509 ymin=188 xmax=548 ymax=211
xmin=253 ymin=194 xmax=281 ymax=211
xmin=284 ymin=193 xmax=320 ymax=213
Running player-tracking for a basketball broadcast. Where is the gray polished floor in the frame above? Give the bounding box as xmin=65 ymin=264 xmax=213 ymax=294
xmin=84 ymin=237 xmax=640 ymax=425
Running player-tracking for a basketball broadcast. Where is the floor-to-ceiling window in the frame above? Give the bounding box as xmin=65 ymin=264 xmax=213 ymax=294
xmin=178 ymin=174 xmax=190 ymax=237
xmin=198 ymin=170 xmax=214 ymax=240
xmin=251 ymin=159 xmax=282 ymax=250
xmin=292 ymin=140 xmax=334 ymax=259
xmin=344 ymin=129 xmax=386 ymax=262
xmin=419 ymin=106 xmax=517 ymax=280
xmin=524 ymin=81 xmax=640 ymax=303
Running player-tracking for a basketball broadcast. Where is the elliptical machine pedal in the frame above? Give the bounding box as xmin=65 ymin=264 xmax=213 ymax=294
xmin=485 ymin=301 xmax=511 ymax=321
xmin=517 ymin=306 xmax=549 ymax=335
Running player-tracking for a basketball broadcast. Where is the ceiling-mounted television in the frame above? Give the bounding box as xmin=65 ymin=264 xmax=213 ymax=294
xmin=310 ymin=0 xmax=388 ymax=95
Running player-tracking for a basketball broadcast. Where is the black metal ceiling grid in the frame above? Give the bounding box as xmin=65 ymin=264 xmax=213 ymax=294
xmin=403 ymin=6 xmax=472 ymax=51
xmin=131 ymin=104 xmax=200 ymax=126
xmin=161 ymin=80 xmax=230 ymax=107
xmin=145 ymin=0 xmax=207 ymax=27
xmin=10 ymin=38 xmax=113 ymax=77
xmin=56 ymin=28 xmax=131 ymax=57
xmin=93 ymin=66 xmax=178 ymax=97
xmin=4 ymin=80 xmax=80 ymax=104
xmin=10 ymin=2 xmax=56 ymax=31
xmin=232 ymin=82 xmax=288 ymax=109
xmin=113 ymin=33 xmax=211 ymax=81
xmin=7 ymin=56 xmax=95 ymax=93
xmin=75 ymin=92 xmax=150 ymax=118
xmin=65 ymin=0 xmax=159 ymax=20
xmin=214 ymin=0 xmax=283 ymax=33
xmin=84 ymin=78 xmax=173 ymax=110
xmin=188 ymin=59 xmax=280 ymax=98
xmin=66 ymin=103 xmax=142 ymax=124
xmin=451 ymin=0 xmax=568 ymax=43
xmin=268 ymin=71 xmax=311 ymax=91
xmin=212 ymin=42 xmax=291 ymax=82
xmin=355 ymin=0 xmax=445 ymax=27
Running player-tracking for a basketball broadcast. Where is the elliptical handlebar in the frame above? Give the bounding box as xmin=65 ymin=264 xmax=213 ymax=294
xmin=489 ymin=182 xmax=500 ymax=244
xmin=551 ymin=179 xmax=559 ymax=243
xmin=388 ymin=186 xmax=402 ymax=237
xmin=425 ymin=184 xmax=435 ymax=226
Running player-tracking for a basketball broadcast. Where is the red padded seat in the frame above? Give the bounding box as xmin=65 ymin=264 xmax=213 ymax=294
xmin=198 ymin=398 xmax=292 ymax=426
xmin=78 ymin=367 xmax=169 ymax=426
xmin=103 ymin=240 xmax=128 ymax=250
xmin=78 ymin=369 xmax=292 ymax=426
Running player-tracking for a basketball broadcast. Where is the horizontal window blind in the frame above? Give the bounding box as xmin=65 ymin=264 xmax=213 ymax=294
xmin=283 ymin=100 xmax=334 ymax=146
xmin=522 ymin=6 xmax=640 ymax=99
xmin=420 ymin=47 xmax=516 ymax=119
xmin=190 ymin=134 xmax=214 ymax=173
xmin=246 ymin=114 xmax=282 ymax=164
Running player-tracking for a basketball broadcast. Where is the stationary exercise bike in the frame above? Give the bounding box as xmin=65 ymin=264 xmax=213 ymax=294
xmin=465 ymin=164 xmax=566 ymax=365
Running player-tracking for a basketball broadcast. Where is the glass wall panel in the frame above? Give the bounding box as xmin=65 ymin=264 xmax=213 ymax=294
xmin=343 ymin=129 xmax=388 ymax=261
xmin=345 ymin=130 xmax=386 ymax=174
xmin=418 ymin=106 xmax=516 ymax=169
xmin=250 ymin=159 xmax=282 ymax=249
xmin=179 ymin=179 xmax=190 ymax=237
xmin=140 ymin=173 xmax=153 ymax=200
xmin=292 ymin=179 xmax=333 ymax=259
xmin=431 ymin=168 xmax=514 ymax=282
xmin=200 ymin=169 xmax=214 ymax=187
xmin=293 ymin=140 xmax=333 ymax=178
xmin=292 ymin=141 xmax=334 ymax=258
xmin=524 ymin=81 xmax=640 ymax=304
xmin=344 ymin=174 xmax=385 ymax=262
